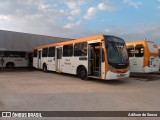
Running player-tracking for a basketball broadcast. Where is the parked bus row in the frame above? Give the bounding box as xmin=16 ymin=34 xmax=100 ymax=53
xmin=1 ymin=35 xmax=159 ymax=80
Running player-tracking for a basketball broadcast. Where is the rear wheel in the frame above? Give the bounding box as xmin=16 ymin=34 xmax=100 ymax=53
xmin=43 ymin=64 xmax=47 ymax=72
xmin=78 ymin=67 xmax=88 ymax=80
xmin=6 ymin=63 xmax=14 ymax=69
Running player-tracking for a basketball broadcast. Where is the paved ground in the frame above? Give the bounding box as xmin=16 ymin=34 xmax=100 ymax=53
xmin=0 ymin=69 xmax=160 ymax=120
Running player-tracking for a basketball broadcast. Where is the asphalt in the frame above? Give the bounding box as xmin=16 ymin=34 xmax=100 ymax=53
xmin=0 ymin=69 xmax=160 ymax=120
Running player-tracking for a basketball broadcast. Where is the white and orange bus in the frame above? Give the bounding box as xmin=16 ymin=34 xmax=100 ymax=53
xmin=126 ymin=40 xmax=159 ymax=73
xmin=33 ymin=35 xmax=130 ymax=80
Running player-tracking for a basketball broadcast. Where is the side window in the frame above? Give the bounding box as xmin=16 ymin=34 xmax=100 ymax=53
xmin=127 ymin=46 xmax=134 ymax=57
xmin=34 ymin=50 xmax=37 ymax=57
xmin=63 ymin=44 xmax=73 ymax=57
xmin=74 ymin=42 xmax=87 ymax=56
xmin=42 ymin=48 xmax=48 ymax=57
xmin=135 ymin=44 xmax=144 ymax=57
xmin=4 ymin=51 xmax=9 ymax=57
xmin=0 ymin=51 xmax=3 ymax=57
xmin=48 ymin=47 xmax=55 ymax=57
xmin=38 ymin=51 xmax=41 ymax=59
xmin=7 ymin=51 xmax=13 ymax=57
xmin=16 ymin=52 xmax=26 ymax=58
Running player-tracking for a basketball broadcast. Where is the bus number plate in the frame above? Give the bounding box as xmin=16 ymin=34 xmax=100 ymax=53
xmin=117 ymin=74 xmax=126 ymax=77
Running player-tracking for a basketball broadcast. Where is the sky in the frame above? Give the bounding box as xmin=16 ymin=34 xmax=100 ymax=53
xmin=0 ymin=0 xmax=159 ymax=45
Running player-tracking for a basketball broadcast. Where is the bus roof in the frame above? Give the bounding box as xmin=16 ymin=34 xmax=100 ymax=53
xmin=126 ymin=40 xmax=154 ymax=46
xmin=35 ymin=35 xmax=106 ymax=49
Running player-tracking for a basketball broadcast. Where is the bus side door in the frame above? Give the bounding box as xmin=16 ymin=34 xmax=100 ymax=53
xmin=88 ymin=41 xmax=104 ymax=79
xmin=56 ymin=47 xmax=62 ymax=72
xmin=38 ymin=50 xmax=42 ymax=69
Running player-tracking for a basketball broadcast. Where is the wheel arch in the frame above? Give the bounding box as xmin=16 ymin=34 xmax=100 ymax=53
xmin=6 ymin=62 xmax=15 ymax=68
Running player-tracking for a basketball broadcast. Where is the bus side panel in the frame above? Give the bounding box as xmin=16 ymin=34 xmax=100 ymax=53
xmin=14 ymin=58 xmax=28 ymax=67
xmin=61 ymin=57 xmax=88 ymax=75
xmin=47 ymin=57 xmax=56 ymax=71
xmin=129 ymin=57 xmax=144 ymax=73
xmin=33 ymin=57 xmax=38 ymax=68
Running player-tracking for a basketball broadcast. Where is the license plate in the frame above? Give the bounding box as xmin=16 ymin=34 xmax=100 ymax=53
xmin=117 ymin=74 xmax=126 ymax=77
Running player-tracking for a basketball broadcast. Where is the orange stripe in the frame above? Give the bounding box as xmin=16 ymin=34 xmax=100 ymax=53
xmin=35 ymin=35 xmax=105 ymax=50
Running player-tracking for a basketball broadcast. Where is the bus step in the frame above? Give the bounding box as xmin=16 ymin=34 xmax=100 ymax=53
xmin=56 ymin=71 xmax=61 ymax=73
xmin=93 ymin=72 xmax=100 ymax=76
xmin=88 ymin=76 xmax=100 ymax=79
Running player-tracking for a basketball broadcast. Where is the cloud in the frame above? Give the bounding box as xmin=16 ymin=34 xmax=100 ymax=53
xmin=70 ymin=9 xmax=81 ymax=16
xmin=67 ymin=16 xmax=74 ymax=21
xmin=65 ymin=0 xmax=85 ymax=9
xmin=123 ymin=0 xmax=143 ymax=8
xmin=97 ymin=3 xmax=118 ymax=11
xmin=66 ymin=1 xmax=77 ymax=9
xmin=63 ymin=21 xmax=81 ymax=29
xmin=105 ymin=29 xmax=110 ymax=33
xmin=84 ymin=2 xmax=118 ymax=19
xmin=0 ymin=15 xmax=9 ymax=20
xmin=84 ymin=7 xmax=97 ymax=19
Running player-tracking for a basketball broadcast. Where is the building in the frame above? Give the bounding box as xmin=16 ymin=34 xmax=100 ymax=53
xmin=0 ymin=30 xmax=70 ymax=52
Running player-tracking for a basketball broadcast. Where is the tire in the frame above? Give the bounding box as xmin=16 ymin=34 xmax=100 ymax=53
xmin=78 ymin=67 xmax=88 ymax=80
xmin=43 ymin=64 xmax=47 ymax=72
xmin=6 ymin=63 xmax=14 ymax=69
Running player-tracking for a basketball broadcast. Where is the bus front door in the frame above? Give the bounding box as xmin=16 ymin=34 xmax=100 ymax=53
xmin=38 ymin=50 xmax=42 ymax=69
xmin=88 ymin=42 xmax=103 ymax=78
xmin=56 ymin=47 xmax=62 ymax=72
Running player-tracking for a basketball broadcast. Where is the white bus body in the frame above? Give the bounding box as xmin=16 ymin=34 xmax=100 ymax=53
xmin=33 ymin=35 xmax=130 ymax=80
xmin=0 ymin=51 xmax=29 ymax=68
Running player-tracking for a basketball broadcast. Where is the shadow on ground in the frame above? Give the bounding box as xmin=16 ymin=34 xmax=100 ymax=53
xmin=130 ymin=72 xmax=160 ymax=81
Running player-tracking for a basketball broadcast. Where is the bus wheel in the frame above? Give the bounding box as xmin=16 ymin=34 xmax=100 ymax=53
xmin=43 ymin=64 xmax=47 ymax=72
xmin=78 ymin=67 xmax=88 ymax=80
xmin=6 ymin=63 xmax=14 ymax=69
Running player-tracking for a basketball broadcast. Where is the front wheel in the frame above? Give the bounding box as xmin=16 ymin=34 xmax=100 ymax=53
xmin=78 ymin=67 xmax=88 ymax=80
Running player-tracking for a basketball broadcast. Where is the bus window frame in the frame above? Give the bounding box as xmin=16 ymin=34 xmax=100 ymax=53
xmin=48 ymin=47 xmax=55 ymax=57
xmin=135 ymin=44 xmax=144 ymax=57
xmin=127 ymin=45 xmax=135 ymax=57
xmin=74 ymin=42 xmax=87 ymax=56
xmin=63 ymin=44 xmax=73 ymax=57
xmin=42 ymin=48 xmax=48 ymax=57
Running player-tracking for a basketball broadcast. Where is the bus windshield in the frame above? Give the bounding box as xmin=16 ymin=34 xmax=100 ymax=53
xmin=105 ymin=36 xmax=129 ymax=69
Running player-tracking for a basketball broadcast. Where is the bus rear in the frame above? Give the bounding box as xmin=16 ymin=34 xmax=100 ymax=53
xmin=127 ymin=40 xmax=159 ymax=73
